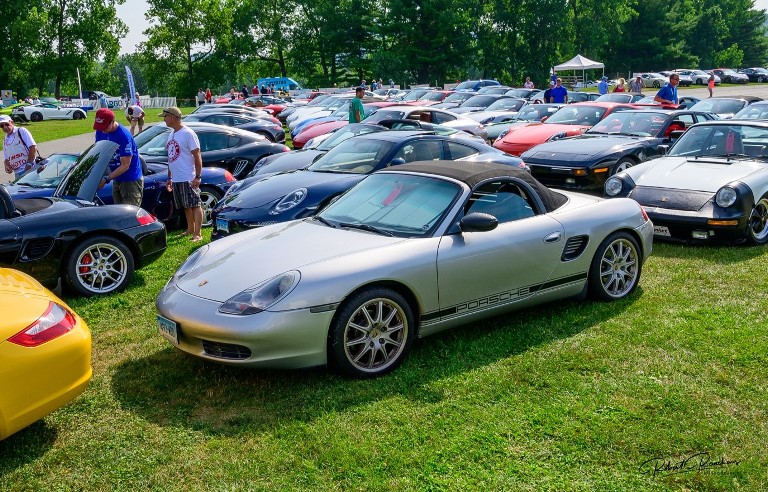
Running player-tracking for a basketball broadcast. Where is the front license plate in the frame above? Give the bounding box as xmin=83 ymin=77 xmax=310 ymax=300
xmin=157 ymin=315 xmax=179 ymax=345
xmin=653 ymin=225 xmax=671 ymax=237
xmin=216 ymin=217 xmax=229 ymax=233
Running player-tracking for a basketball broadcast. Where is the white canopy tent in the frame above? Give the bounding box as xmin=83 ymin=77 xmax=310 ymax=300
xmin=553 ymin=54 xmax=605 ymax=86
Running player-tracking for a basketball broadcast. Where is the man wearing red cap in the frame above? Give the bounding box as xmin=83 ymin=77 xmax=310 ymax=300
xmin=93 ymin=108 xmax=143 ymax=207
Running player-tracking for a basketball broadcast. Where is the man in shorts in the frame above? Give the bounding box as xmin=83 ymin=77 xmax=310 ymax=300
xmin=160 ymin=106 xmax=204 ymax=241
xmin=2 ymin=114 xmax=38 ymax=182
xmin=125 ymin=104 xmax=145 ymax=135
xmin=93 ymin=108 xmax=143 ymax=207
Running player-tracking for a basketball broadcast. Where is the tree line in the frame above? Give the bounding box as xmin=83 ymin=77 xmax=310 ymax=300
xmin=2 ymin=0 xmax=767 ymax=99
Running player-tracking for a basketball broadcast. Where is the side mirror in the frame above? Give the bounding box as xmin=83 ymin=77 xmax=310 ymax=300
xmin=657 ymin=144 xmax=669 ymax=155
xmin=389 ymin=157 xmax=406 ymax=167
xmin=540 ymin=116 xmax=548 ymax=122
xmin=460 ymin=212 xmax=498 ymax=232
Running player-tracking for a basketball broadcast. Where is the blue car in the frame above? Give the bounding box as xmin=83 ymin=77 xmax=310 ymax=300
xmin=211 ymin=131 xmax=525 ymax=239
xmin=7 ymin=151 xmax=236 ymax=226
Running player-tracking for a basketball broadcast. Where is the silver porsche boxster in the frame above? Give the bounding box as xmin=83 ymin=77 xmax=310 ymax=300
xmin=157 ymin=161 xmax=653 ymax=377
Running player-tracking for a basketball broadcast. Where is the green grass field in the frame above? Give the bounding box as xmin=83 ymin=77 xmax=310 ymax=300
xmin=0 ymin=121 xmax=766 ymax=491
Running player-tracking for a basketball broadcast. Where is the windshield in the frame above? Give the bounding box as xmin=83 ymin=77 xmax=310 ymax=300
xmin=587 ymin=112 xmax=668 ymax=136
xmin=308 ymin=137 xmax=395 ymax=173
xmin=595 ymin=94 xmax=631 ymax=103
xmin=330 ymin=101 xmax=351 ymax=117
xmin=134 ymin=125 xmax=169 ymax=148
xmin=545 ymin=105 xmax=608 ymax=126
xmin=690 ymin=99 xmax=746 ymax=115
xmin=402 ymin=90 xmax=429 ymax=101
xmin=454 ymin=81 xmax=478 ymax=90
xmin=459 ymin=95 xmax=498 ymax=107
xmin=16 ymin=154 xmax=79 ymax=187
xmin=318 ymin=172 xmax=461 ymax=237
xmin=734 ymin=104 xmax=768 ymax=120
xmin=669 ymin=123 xmax=768 ymax=158
xmin=485 ymin=98 xmax=525 ymax=111
xmin=442 ymin=93 xmax=473 ymax=103
xmin=138 ymin=129 xmax=172 ymax=156
xmin=365 ymin=110 xmax=406 ymax=123
xmin=316 ymin=124 xmax=387 ymax=151
xmin=419 ymin=92 xmax=447 ymax=102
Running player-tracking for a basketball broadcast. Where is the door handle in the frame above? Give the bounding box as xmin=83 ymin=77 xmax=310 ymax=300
xmin=543 ymin=232 xmax=561 ymax=243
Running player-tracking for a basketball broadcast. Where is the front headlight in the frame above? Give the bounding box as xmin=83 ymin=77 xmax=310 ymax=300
xmin=715 ymin=187 xmax=737 ymax=208
xmin=223 ymin=180 xmax=244 ymax=198
xmin=170 ymin=245 xmax=209 ymax=283
xmin=270 ymin=188 xmax=307 ymax=215
xmin=548 ymin=132 xmax=567 ymax=142
xmin=219 ymin=271 xmax=300 ymax=315
xmin=604 ymin=177 xmax=624 ymax=197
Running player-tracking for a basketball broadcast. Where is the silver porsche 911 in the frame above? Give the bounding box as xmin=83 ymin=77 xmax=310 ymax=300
xmin=157 ymin=161 xmax=653 ymax=377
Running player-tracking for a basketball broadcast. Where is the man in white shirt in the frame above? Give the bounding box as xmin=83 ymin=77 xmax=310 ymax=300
xmin=160 ymin=107 xmax=204 ymax=241
xmin=2 ymin=115 xmax=38 ymax=182
xmin=125 ymin=104 xmax=145 ymax=135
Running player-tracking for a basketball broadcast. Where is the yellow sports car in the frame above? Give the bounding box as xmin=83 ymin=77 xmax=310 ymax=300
xmin=0 ymin=268 xmax=91 ymax=440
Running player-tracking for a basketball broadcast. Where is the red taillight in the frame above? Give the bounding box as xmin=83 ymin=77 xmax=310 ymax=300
xmin=639 ymin=204 xmax=650 ymax=222
xmin=136 ymin=208 xmax=157 ymax=225
xmin=9 ymin=302 xmax=76 ymax=347
xmin=224 ymin=171 xmax=236 ymax=182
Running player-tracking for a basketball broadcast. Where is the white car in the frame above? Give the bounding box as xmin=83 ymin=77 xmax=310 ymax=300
xmin=638 ymin=73 xmax=668 ymax=88
xmin=12 ymin=103 xmax=87 ymax=122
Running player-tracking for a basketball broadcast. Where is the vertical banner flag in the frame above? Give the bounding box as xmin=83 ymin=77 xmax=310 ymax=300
xmin=77 ymin=68 xmax=83 ymax=100
xmin=125 ymin=65 xmax=137 ymax=105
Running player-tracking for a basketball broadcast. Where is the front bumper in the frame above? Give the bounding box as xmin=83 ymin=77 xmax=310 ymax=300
xmin=643 ymin=206 xmax=750 ymax=243
xmin=529 ymin=163 xmax=611 ymax=193
xmin=156 ymin=282 xmax=334 ymax=369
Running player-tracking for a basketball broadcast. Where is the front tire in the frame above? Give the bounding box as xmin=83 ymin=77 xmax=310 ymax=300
xmin=64 ymin=236 xmax=134 ymax=296
xmin=747 ymin=197 xmax=768 ymax=245
xmin=73 ymin=111 xmax=84 ymax=120
xmin=329 ymin=288 xmax=414 ymax=378
xmin=613 ymin=157 xmax=636 ymax=174
xmin=30 ymin=112 xmax=43 ymax=122
xmin=653 ymin=81 xmax=660 ymax=88
xmin=199 ymin=187 xmax=222 ymax=227
xmin=588 ymin=232 xmax=641 ymax=301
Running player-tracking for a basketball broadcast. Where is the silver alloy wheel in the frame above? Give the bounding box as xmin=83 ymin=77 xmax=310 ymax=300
xmin=343 ymin=297 xmax=409 ymax=374
xmin=75 ymin=242 xmax=129 ymax=294
xmin=199 ymin=188 xmax=221 ymax=227
xmin=614 ymin=158 xmax=635 ymax=173
xmin=598 ymin=237 xmax=639 ymax=298
xmin=748 ymin=197 xmax=768 ymax=244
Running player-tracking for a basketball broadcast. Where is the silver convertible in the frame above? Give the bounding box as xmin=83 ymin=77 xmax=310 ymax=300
xmin=157 ymin=161 xmax=653 ymax=377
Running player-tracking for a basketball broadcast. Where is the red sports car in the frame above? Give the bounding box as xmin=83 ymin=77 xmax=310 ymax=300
xmin=492 ymin=102 xmax=636 ymax=156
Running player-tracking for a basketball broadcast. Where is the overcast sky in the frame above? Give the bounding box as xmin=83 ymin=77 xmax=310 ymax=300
xmin=117 ymin=0 xmax=768 ymax=56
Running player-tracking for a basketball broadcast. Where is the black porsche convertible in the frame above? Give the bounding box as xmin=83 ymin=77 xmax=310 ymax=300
xmin=0 ymin=141 xmax=167 ymax=296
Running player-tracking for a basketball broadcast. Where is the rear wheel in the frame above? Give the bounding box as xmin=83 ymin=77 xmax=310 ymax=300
xmin=747 ymin=197 xmax=768 ymax=245
xmin=73 ymin=111 xmax=84 ymax=120
xmin=588 ymin=232 xmax=641 ymax=301
xmin=329 ymin=288 xmax=414 ymax=378
xmin=64 ymin=236 xmax=134 ymax=296
xmin=199 ymin=187 xmax=222 ymax=227
xmin=31 ymin=112 xmax=43 ymax=122
xmin=653 ymin=81 xmax=660 ymax=88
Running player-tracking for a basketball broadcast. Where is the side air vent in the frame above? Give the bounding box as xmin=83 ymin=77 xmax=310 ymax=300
xmin=233 ymin=159 xmax=251 ymax=177
xmin=21 ymin=238 xmax=55 ymax=261
xmin=561 ymin=235 xmax=589 ymax=261
xmin=202 ymin=340 xmax=252 ymax=360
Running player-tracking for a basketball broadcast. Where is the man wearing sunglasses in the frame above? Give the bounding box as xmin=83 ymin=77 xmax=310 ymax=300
xmin=2 ymin=114 xmax=38 ymax=182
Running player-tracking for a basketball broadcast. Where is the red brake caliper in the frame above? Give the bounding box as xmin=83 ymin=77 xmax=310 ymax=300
xmin=79 ymin=253 xmax=93 ymax=274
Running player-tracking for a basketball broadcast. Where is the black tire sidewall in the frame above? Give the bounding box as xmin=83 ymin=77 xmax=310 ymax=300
xmin=65 ymin=235 xmax=134 ymax=296
xmin=587 ymin=231 xmax=642 ymax=301
xmin=328 ymin=287 xmax=415 ymax=378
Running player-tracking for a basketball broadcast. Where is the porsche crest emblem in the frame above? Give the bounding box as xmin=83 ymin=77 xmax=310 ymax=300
xmin=198 ymin=280 xmax=209 ymax=287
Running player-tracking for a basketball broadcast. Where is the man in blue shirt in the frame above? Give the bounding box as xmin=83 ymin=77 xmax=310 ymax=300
xmin=598 ymin=76 xmax=609 ymax=95
xmin=550 ymin=78 xmax=568 ymax=104
xmin=93 ymin=108 xmax=143 ymax=207
xmin=654 ymin=73 xmax=680 ymax=105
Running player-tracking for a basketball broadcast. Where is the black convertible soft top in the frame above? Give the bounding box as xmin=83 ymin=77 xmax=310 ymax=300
xmin=387 ymin=160 xmax=568 ymax=212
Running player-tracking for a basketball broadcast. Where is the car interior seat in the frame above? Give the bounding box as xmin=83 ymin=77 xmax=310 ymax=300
xmin=664 ymin=120 xmax=685 ymax=138
xmin=419 ymin=113 xmax=432 ymax=123
xmin=723 ymin=130 xmax=744 ymax=154
xmin=469 ymin=190 xmax=534 ymax=223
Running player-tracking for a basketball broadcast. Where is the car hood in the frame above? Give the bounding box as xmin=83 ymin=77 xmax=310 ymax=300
xmin=502 ymin=123 xmax=588 ymax=143
xmin=255 ymin=150 xmax=322 ymax=175
xmin=53 ymin=140 xmax=118 ymax=201
xmin=221 ymin=169 xmax=363 ymax=209
xmin=176 ymin=220 xmax=407 ymax=301
xmin=629 ymin=156 xmax=767 ymax=192
xmin=524 ymin=135 xmax=649 ymax=161
xmin=5 ymin=183 xmax=55 ymax=199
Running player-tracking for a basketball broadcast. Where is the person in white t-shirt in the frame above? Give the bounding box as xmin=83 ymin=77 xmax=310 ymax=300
xmin=2 ymin=115 xmax=38 ymax=182
xmin=160 ymin=106 xmax=204 ymax=241
xmin=124 ymin=104 xmax=145 ymax=135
